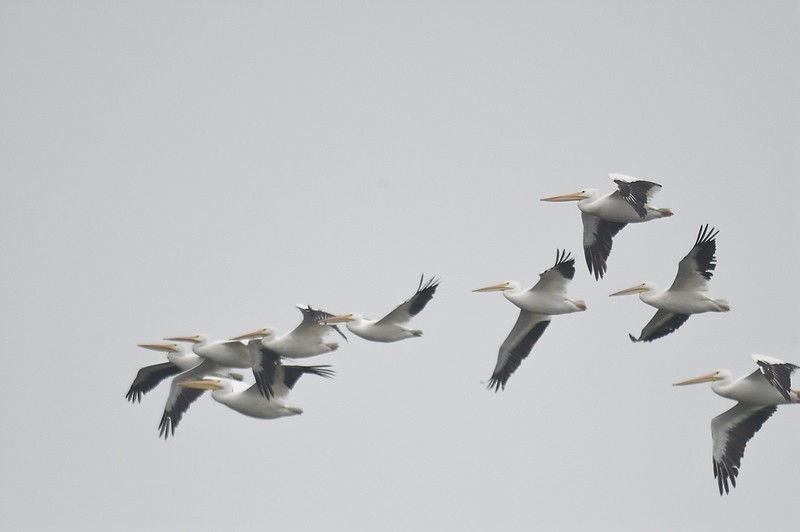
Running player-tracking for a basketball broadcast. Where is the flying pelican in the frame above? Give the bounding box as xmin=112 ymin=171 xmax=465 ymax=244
xmin=610 ymin=224 xmax=729 ymax=342
xmin=318 ymin=276 xmax=440 ymax=342
xmin=673 ymin=355 xmax=799 ymax=495
xmin=164 ymin=332 xmax=267 ymax=369
xmin=177 ymin=362 xmax=334 ymax=420
xmin=473 ymin=250 xmax=586 ymax=391
xmin=126 ymin=343 xmax=243 ymax=403
xmin=541 ymin=174 xmax=673 ymax=280
xmin=231 ymin=305 xmax=346 ymax=398
xmin=233 ymin=305 xmax=346 ymax=359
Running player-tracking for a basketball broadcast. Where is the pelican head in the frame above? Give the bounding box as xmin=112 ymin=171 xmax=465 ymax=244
xmin=472 ymin=281 xmax=519 ymax=293
xmin=164 ymin=333 xmax=208 ymax=344
xmin=177 ymin=378 xmax=225 ymax=391
xmin=609 ymin=282 xmax=656 ymax=297
xmin=673 ymin=370 xmax=729 ymax=386
xmin=540 ymin=189 xmax=597 ymax=202
xmin=318 ymin=313 xmax=358 ymax=325
xmin=229 ymin=327 xmax=274 ymax=341
xmin=137 ymin=342 xmax=182 ymax=353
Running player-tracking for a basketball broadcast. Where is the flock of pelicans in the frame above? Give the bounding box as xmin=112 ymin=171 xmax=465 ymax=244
xmin=127 ymin=174 xmax=796 ymax=496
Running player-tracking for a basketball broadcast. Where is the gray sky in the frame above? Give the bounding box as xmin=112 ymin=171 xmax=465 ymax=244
xmin=2 ymin=2 xmax=798 ymax=530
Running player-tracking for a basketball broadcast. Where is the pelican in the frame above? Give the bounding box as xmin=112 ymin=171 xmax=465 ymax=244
xmin=319 ymin=276 xmax=440 ymax=342
xmin=126 ymin=343 xmax=243 ymax=403
xmin=164 ymin=332 xmax=268 ymax=368
xmin=673 ymin=355 xmax=800 ymax=495
xmin=177 ymin=362 xmax=334 ymax=420
xmin=474 ymin=250 xmax=586 ymax=391
xmin=231 ymin=305 xmax=346 ymax=398
xmin=541 ymin=174 xmax=673 ymax=279
xmin=610 ymin=224 xmax=729 ymax=342
xmin=232 ymin=305 xmax=346 ymax=359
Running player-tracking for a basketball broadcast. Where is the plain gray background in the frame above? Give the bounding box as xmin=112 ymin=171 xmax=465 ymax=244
xmin=1 ymin=2 xmax=798 ymax=531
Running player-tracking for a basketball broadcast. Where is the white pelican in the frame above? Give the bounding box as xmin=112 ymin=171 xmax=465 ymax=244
xmin=231 ymin=305 xmax=346 ymax=398
xmin=163 ymin=332 xmax=268 ymax=369
xmin=610 ymin=224 xmax=729 ymax=342
xmin=126 ymin=343 xmax=243 ymax=403
xmin=541 ymin=174 xmax=673 ymax=280
xmin=233 ymin=305 xmax=346 ymax=359
xmin=177 ymin=362 xmax=334 ymax=420
xmin=318 ymin=276 xmax=440 ymax=342
xmin=673 ymin=355 xmax=800 ymax=495
xmin=474 ymin=250 xmax=586 ymax=391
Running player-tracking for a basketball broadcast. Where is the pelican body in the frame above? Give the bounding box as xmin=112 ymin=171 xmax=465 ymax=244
xmin=541 ymin=174 xmax=673 ymax=279
xmin=474 ymin=250 xmax=586 ymax=391
xmin=674 ymin=355 xmax=799 ymax=494
xmin=610 ymin=224 xmax=729 ymax=342
xmin=320 ymin=276 xmax=440 ymax=343
xmin=178 ymin=362 xmax=334 ymax=420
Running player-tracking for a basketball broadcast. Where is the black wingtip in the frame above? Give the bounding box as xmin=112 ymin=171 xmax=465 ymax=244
xmin=628 ymin=333 xmax=638 ymax=343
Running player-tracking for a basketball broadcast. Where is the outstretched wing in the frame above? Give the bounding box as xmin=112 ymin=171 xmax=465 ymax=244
xmin=582 ymin=212 xmax=627 ymax=280
xmin=711 ymin=402 xmax=777 ymax=495
xmin=126 ymin=362 xmax=183 ymax=403
xmin=291 ymin=304 xmax=348 ymax=342
xmin=249 ymin=340 xmax=281 ymax=399
xmin=158 ymin=358 xmax=218 ymax=439
xmin=610 ymin=175 xmax=662 ymax=218
xmin=670 ymin=224 xmax=719 ymax=292
xmin=486 ymin=311 xmax=550 ymax=392
xmin=629 ymin=310 xmax=690 ymax=342
xmin=531 ymin=249 xmax=575 ymax=296
xmin=752 ymin=355 xmax=799 ymax=402
xmin=376 ymin=275 xmax=440 ymax=326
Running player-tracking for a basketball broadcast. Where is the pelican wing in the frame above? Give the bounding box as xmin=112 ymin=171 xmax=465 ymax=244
xmin=280 ymin=364 xmax=336 ymax=391
xmin=582 ymin=212 xmax=627 ymax=280
xmin=126 ymin=361 xmax=183 ymax=403
xmin=292 ymin=304 xmax=348 ymax=342
xmin=530 ymin=249 xmax=575 ymax=296
xmin=158 ymin=358 xmax=218 ymax=439
xmin=670 ymin=225 xmax=719 ymax=292
xmin=487 ymin=311 xmax=551 ymax=392
xmin=376 ymin=276 xmax=440 ymax=326
xmin=249 ymin=341 xmax=281 ymax=399
xmin=711 ymin=402 xmax=777 ymax=495
xmin=610 ymin=175 xmax=662 ymax=218
xmin=629 ymin=310 xmax=690 ymax=342
xmin=753 ymin=355 xmax=799 ymax=402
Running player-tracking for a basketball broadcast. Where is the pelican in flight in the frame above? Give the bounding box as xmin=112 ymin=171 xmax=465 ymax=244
xmin=126 ymin=342 xmax=245 ymax=403
xmin=164 ymin=332 xmax=268 ymax=369
xmin=233 ymin=305 xmax=346 ymax=359
xmin=541 ymin=174 xmax=673 ymax=279
xmin=126 ymin=342 xmax=200 ymax=403
xmin=474 ymin=250 xmax=586 ymax=391
xmin=231 ymin=305 xmax=346 ymax=398
xmin=319 ymin=276 xmax=440 ymax=342
xmin=177 ymin=361 xmax=334 ymax=421
xmin=674 ymin=355 xmax=799 ymax=495
xmin=610 ymin=224 xmax=729 ymax=342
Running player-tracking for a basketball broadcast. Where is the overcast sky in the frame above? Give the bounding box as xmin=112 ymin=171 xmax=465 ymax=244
xmin=2 ymin=2 xmax=798 ymax=531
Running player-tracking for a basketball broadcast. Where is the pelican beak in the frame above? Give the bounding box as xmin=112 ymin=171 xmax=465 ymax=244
xmin=472 ymin=283 xmax=509 ymax=293
xmin=177 ymin=379 xmax=223 ymax=390
xmin=318 ymin=314 xmax=354 ymax=324
xmin=540 ymin=191 xmax=587 ymax=202
xmin=164 ymin=335 xmax=201 ymax=343
xmin=672 ymin=372 xmax=723 ymax=386
xmin=229 ymin=327 xmax=273 ymax=341
xmin=137 ymin=342 xmax=180 ymax=353
xmin=609 ymin=285 xmax=647 ymax=297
